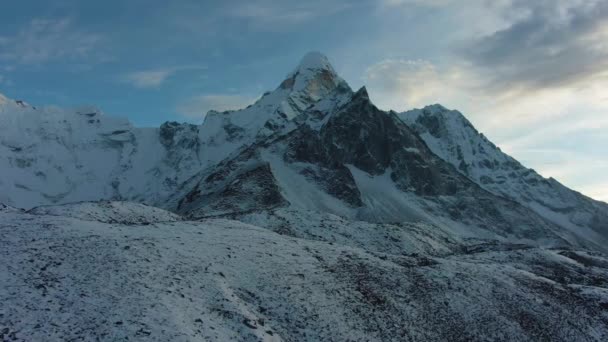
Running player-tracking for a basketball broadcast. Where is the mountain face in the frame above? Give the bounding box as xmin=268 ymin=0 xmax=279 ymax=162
xmin=0 ymin=52 xmax=605 ymax=251
xmin=173 ymin=86 xmax=584 ymax=249
xmin=2 ymin=52 xmax=608 ymax=341
xmin=399 ymin=105 xmax=608 ymax=249
xmin=0 ymin=101 xmax=200 ymax=208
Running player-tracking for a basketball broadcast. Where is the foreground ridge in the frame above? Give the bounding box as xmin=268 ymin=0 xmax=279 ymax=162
xmin=2 ymin=203 xmax=608 ymax=341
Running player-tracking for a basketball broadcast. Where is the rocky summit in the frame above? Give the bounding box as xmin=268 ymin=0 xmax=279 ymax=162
xmin=1 ymin=53 xmax=607 ymax=341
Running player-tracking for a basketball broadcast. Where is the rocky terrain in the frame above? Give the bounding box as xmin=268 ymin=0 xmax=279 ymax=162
xmin=2 ymin=204 xmax=608 ymax=341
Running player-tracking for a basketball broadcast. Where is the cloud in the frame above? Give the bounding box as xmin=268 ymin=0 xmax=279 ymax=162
xmin=363 ymin=58 xmax=481 ymax=112
xmin=124 ymin=70 xmax=173 ymax=88
xmin=363 ymin=53 xmax=608 ymax=132
xmin=225 ymin=0 xmax=355 ymax=27
xmin=362 ymin=56 xmax=608 ymax=203
xmin=122 ymin=65 xmax=206 ymax=89
xmin=166 ymin=0 xmax=356 ymax=35
xmin=364 ymin=59 xmax=441 ymax=110
xmin=176 ymin=94 xmax=257 ymax=121
xmin=579 ymin=182 xmax=608 ymax=203
xmin=0 ymin=18 xmax=103 ymax=65
xmin=380 ymin=0 xmax=454 ymax=8
xmin=460 ymin=0 xmax=608 ymax=92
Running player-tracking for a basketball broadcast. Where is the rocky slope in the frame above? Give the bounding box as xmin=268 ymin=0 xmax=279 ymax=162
xmin=2 ymin=203 xmax=608 ymax=341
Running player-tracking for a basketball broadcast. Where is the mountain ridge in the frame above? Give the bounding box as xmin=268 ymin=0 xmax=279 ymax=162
xmin=0 ymin=53 xmax=606 ymax=252
xmin=399 ymin=104 xmax=608 ymax=249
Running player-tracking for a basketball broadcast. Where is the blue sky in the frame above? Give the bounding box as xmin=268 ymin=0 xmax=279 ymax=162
xmin=1 ymin=0 xmax=607 ymax=201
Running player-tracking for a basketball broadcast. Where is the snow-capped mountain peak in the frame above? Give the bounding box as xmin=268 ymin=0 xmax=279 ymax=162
xmin=197 ymin=53 xmax=352 ymax=158
xmin=298 ymin=51 xmax=333 ymax=68
xmin=289 ymin=51 xmax=336 ymax=78
xmin=279 ymin=52 xmax=348 ymax=107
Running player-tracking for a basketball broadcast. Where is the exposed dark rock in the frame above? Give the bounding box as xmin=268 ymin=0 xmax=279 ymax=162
xmin=179 ymin=162 xmax=289 ymax=218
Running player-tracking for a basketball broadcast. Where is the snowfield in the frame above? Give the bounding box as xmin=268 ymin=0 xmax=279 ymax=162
xmin=2 ymin=204 xmax=608 ymax=341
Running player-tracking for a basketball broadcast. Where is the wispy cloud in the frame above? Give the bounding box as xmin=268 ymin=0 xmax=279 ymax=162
xmin=123 ymin=70 xmax=173 ymax=89
xmin=165 ymin=0 xmax=356 ymax=36
xmin=363 ymin=58 xmax=481 ymax=112
xmin=225 ymin=0 xmax=355 ymax=28
xmin=0 ymin=18 xmax=103 ymax=65
xmin=176 ymin=94 xmax=257 ymax=121
xmin=122 ymin=65 xmax=206 ymax=89
xmin=379 ymin=0 xmax=454 ymax=8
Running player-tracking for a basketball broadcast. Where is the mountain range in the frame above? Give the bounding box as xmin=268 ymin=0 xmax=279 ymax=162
xmin=1 ymin=52 xmax=607 ymax=341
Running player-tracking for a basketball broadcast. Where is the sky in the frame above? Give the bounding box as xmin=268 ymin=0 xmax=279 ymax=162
xmin=0 ymin=0 xmax=607 ymax=202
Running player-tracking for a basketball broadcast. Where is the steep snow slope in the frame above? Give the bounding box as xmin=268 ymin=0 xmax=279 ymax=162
xmin=0 ymin=99 xmax=195 ymax=208
xmin=398 ymin=105 xmax=608 ymax=248
xmin=2 ymin=205 xmax=608 ymax=341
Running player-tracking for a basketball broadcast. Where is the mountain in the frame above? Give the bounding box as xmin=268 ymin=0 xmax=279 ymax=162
xmin=2 ymin=52 xmax=608 ymax=341
xmin=398 ymin=105 xmax=608 ymax=250
xmin=0 ymin=52 xmax=351 ymax=210
xmin=0 ymin=52 xmax=605 ymax=250
xmin=172 ymin=86 xmax=587 ymax=249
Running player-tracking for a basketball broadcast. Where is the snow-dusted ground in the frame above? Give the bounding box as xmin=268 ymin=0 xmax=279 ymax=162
xmin=28 ymin=201 xmax=183 ymax=224
xmin=2 ymin=203 xmax=608 ymax=341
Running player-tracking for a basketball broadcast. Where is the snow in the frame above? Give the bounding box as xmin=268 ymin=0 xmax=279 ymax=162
xmin=262 ymin=151 xmax=355 ymax=218
xmin=2 ymin=205 xmax=608 ymax=341
xmin=28 ymin=201 xmax=183 ymax=224
xmin=0 ymin=52 xmax=350 ymax=210
xmin=347 ymin=166 xmax=432 ymax=223
xmin=293 ymin=52 xmax=335 ymax=74
xmin=238 ymin=208 xmax=462 ymax=257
